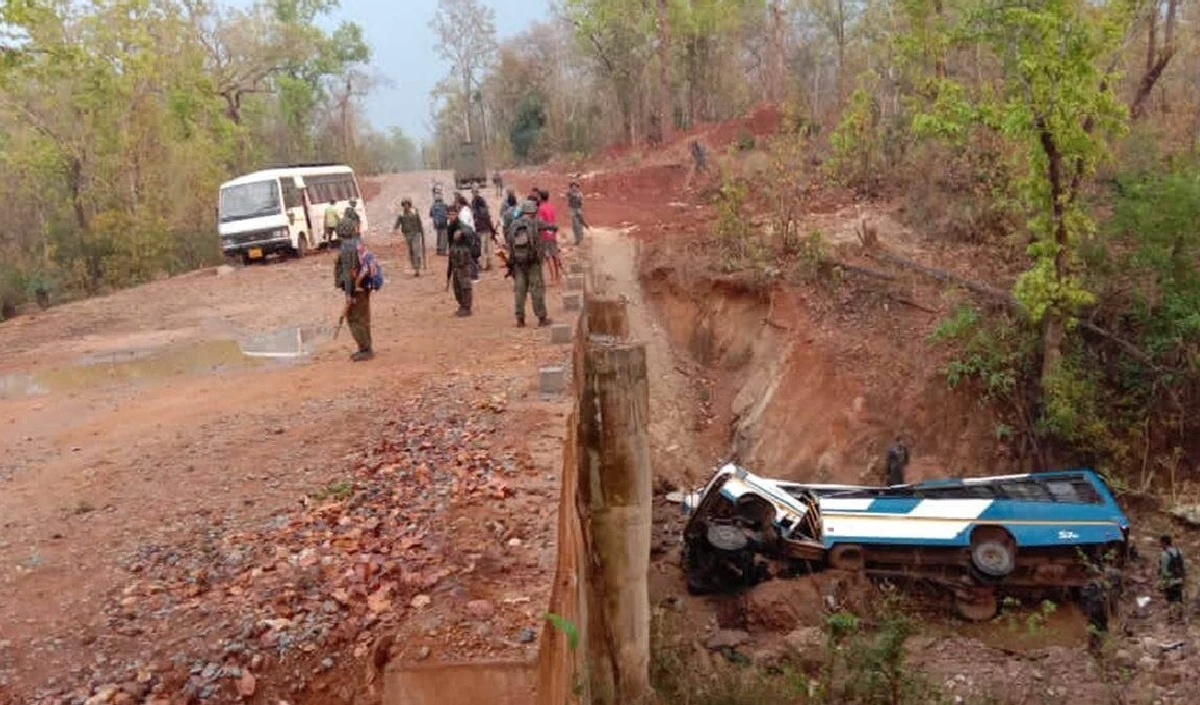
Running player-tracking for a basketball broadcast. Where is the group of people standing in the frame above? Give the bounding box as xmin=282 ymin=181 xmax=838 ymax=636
xmin=390 ymin=180 xmax=587 ymax=326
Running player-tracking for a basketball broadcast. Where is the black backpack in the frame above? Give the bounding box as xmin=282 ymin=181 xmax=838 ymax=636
xmin=1166 ymin=547 xmax=1186 ymax=579
xmin=510 ymin=219 xmax=538 ymax=265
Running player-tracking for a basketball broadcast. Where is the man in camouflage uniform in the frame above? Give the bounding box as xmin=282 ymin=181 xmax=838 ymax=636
xmin=505 ymin=199 xmax=555 ymax=328
xmin=393 ymin=198 xmax=425 ymax=277
xmin=430 ymin=193 xmax=450 ymax=255
xmin=567 ymin=181 xmax=585 ymax=246
xmin=333 ymin=217 xmax=373 ymax=361
xmin=885 ymin=436 xmax=910 ymax=485
xmin=445 ymin=208 xmax=475 ymax=317
xmin=343 ymin=199 xmax=362 ymax=235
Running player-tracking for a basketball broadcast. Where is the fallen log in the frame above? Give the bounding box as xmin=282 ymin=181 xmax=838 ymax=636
xmin=864 ymin=249 xmax=1178 ymax=376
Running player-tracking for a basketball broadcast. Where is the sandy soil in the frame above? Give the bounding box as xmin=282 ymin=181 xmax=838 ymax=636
xmin=0 ymin=171 xmax=578 ymax=704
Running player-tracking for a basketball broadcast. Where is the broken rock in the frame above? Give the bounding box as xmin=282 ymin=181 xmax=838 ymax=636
xmin=467 ymin=599 xmax=495 ymax=620
xmin=705 ymin=629 xmax=750 ymax=650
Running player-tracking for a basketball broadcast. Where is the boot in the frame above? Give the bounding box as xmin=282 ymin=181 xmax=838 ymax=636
xmin=537 ymin=316 xmax=553 ymax=328
xmin=516 ymin=316 xmax=526 ymax=328
xmin=350 ymin=349 xmax=374 ymax=362
xmin=455 ymin=307 xmax=471 ymax=317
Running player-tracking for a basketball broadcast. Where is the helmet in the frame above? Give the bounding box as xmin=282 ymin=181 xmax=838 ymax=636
xmin=521 ymin=200 xmax=537 ymax=214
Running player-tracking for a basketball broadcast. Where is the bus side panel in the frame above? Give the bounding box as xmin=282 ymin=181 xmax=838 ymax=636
xmin=1000 ymin=521 xmax=1126 ymax=548
xmin=352 ymin=174 xmax=369 ymax=232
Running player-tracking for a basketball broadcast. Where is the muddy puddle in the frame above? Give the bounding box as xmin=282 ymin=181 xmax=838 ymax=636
xmin=0 ymin=326 xmax=331 ymax=400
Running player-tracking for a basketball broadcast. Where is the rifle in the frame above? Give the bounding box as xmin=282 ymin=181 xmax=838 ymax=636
xmin=332 ymin=295 xmax=352 ymax=339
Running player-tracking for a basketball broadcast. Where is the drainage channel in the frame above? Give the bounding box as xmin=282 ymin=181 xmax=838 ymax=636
xmin=0 ymin=326 xmax=331 ymax=400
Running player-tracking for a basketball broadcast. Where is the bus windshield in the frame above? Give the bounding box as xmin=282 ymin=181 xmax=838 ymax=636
xmin=219 ymin=180 xmax=282 ymax=223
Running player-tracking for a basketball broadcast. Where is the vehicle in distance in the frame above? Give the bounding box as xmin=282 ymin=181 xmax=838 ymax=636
xmin=681 ymin=464 xmax=1130 ymax=620
xmin=447 ymin=141 xmax=486 ymax=191
xmin=218 ymin=164 xmax=367 ymax=264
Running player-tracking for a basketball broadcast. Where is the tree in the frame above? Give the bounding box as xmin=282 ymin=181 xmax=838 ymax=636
xmin=903 ymin=0 xmax=1134 ymax=434
xmin=429 ymin=0 xmax=498 ymax=142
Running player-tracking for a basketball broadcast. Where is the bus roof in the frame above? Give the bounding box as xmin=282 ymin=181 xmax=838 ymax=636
xmin=220 ymin=165 xmax=355 ymax=189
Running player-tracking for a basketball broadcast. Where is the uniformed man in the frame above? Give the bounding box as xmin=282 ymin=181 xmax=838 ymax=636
xmin=430 ymin=193 xmax=450 ymax=255
xmin=505 ymin=199 xmax=555 ymax=328
xmin=567 ymin=181 xmax=585 ymax=246
xmin=445 ymin=208 xmax=475 ymax=317
xmin=1159 ymin=535 xmax=1186 ymax=611
xmin=333 ymin=218 xmax=373 ymax=361
xmin=885 ymin=436 xmax=909 ymax=485
xmin=393 ymin=198 xmax=425 ymax=277
xmin=344 ymin=199 xmax=362 ymax=235
xmin=471 ymin=188 xmax=497 ymax=271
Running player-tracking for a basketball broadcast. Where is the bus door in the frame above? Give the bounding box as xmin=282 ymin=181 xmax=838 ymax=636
xmin=293 ymin=176 xmax=315 ymax=235
xmin=281 ymin=176 xmax=311 ymax=248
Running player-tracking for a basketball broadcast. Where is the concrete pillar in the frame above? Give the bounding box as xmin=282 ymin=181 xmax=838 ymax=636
xmin=538 ymin=366 xmax=566 ymax=395
xmin=578 ymin=333 xmax=653 ymax=704
xmin=550 ymin=324 xmax=572 ymax=344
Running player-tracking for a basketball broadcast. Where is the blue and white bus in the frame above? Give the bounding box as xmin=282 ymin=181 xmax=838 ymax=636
xmin=681 ymin=464 xmax=1130 ymax=619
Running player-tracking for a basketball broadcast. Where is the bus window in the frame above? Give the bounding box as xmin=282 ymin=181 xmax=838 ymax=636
xmin=999 ymin=480 xmax=1051 ymax=501
xmin=219 ymin=179 xmax=282 ymax=223
xmin=281 ymin=179 xmax=303 ymax=209
xmin=1046 ymin=480 xmax=1102 ymax=504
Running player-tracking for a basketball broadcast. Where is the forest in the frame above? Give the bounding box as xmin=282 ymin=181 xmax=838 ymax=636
xmin=426 ymin=0 xmax=1200 ymax=483
xmin=3 ymin=0 xmax=1199 ymax=479
xmin=0 ymin=0 xmax=419 ymax=310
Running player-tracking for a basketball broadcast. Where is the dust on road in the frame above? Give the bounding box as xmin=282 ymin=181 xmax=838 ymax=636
xmin=0 ymin=171 xmax=577 ymax=704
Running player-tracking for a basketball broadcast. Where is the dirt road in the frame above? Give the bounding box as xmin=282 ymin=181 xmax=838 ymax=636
xmin=0 ymin=172 xmax=575 ymax=704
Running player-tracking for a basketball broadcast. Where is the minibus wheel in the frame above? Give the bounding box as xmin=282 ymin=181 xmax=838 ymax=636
xmin=970 ymin=526 xmax=1017 ymax=579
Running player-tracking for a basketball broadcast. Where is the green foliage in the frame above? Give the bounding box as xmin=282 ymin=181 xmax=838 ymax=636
xmin=510 ymin=92 xmax=548 ymax=160
xmin=827 ymin=72 xmax=883 ymax=194
xmin=929 ymin=305 xmax=1036 ymax=404
xmin=0 ymin=0 xmax=370 ymax=309
xmin=545 ymin=612 xmax=579 ymax=651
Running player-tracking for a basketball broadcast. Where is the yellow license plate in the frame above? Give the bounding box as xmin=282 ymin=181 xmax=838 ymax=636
xmin=248 ymin=248 xmax=263 ymax=259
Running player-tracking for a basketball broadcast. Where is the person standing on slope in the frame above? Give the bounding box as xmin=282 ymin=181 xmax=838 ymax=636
xmin=567 ymin=181 xmax=585 ymax=246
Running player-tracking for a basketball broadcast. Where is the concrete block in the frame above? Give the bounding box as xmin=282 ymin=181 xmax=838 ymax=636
xmin=550 ymin=323 xmax=572 ymax=344
xmin=569 ymin=262 xmax=585 ymax=275
xmin=565 ymin=275 xmax=585 ymax=291
xmin=539 ymin=365 xmax=566 ymax=395
xmin=563 ymin=292 xmax=582 ymax=312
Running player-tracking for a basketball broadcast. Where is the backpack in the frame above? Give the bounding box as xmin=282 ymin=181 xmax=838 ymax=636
xmin=510 ymin=219 xmax=538 ymax=265
xmin=356 ymin=240 xmax=384 ymax=291
xmin=1166 ymin=547 xmax=1185 ymax=579
xmin=431 ymin=201 xmax=448 ymax=227
xmin=336 ymin=217 xmax=357 ymax=238
xmin=463 ymin=226 xmax=481 ymax=259
xmin=449 ymin=238 xmax=472 ymax=269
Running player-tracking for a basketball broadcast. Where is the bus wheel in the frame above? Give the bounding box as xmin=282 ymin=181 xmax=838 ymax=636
xmin=954 ymin=587 xmax=998 ymax=622
xmin=970 ymin=527 xmax=1017 ymax=579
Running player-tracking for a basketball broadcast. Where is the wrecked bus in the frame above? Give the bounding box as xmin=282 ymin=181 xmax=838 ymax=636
xmin=681 ymin=465 xmax=1130 ymax=620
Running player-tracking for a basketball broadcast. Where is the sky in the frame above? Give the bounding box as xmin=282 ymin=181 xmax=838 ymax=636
xmin=322 ymin=0 xmax=551 ymax=141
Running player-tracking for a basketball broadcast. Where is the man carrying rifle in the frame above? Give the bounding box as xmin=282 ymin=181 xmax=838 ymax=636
xmin=505 ymin=199 xmax=555 ymax=328
xmin=333 ymin=217 xmax=374 ymax=361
